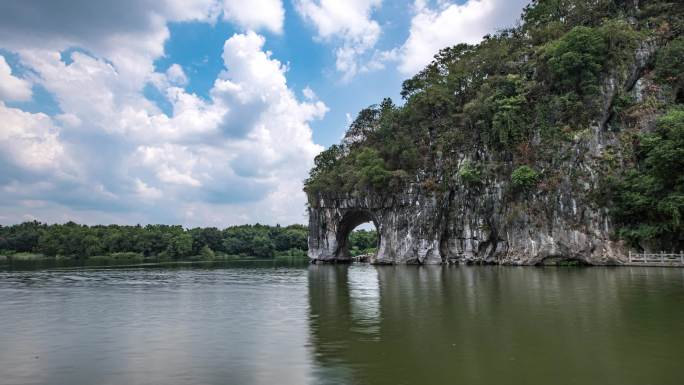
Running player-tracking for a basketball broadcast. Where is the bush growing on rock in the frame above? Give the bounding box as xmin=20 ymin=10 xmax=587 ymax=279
xmin=457 ymin=161 xmax=482 ymax=185
xmin=511 ymin=166 xmax=540 ymax=190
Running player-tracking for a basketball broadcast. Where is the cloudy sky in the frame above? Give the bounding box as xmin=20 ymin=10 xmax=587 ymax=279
xmin=0 ymin=0 xmax=529 ymax=227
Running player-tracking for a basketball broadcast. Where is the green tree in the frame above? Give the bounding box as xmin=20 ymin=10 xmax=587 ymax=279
xmin=349 ymin=229 xmax=378 ymax=251
xmin=543 ymin=26 xmax=607 ymax=96
xmin=355 ymin=148 xmax=391 ymax=190
xmin=200 ymin=245 xmax=216 ymax=260
xmin=166 ymin=232 xmax=193 ymax=259
xmin=4 ymin=221 xmax=43 ymax=252
xmin=611 ymin=108 xmax=684 ymax=248
xmin=251 ymin=234 xmax=275 ymax=258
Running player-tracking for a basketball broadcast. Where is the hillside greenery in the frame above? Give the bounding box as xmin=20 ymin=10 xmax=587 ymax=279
xmin=305 ymin=0 xmax=683 ymax=249
xmin=609 ymin=108 xmax=684 ymax=247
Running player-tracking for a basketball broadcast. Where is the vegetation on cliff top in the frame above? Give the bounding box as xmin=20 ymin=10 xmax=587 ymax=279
xmin=305 ymin=0 xmax=683 ymax=249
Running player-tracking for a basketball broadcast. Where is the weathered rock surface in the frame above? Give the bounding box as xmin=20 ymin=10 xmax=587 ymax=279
xmin=308 ymin=178 xmax=624 ymax=265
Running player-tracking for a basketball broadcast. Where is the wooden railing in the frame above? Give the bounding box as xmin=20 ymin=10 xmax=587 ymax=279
xmin=628 ymin=251 xmax=684 ymax=265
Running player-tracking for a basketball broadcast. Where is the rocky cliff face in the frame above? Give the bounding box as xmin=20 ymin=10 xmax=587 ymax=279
xmin=306 ymin=0 xmax=684 ymax=265
xmin=308 ymin=179 xmax=624 ymax=265
xmin=308 ymin=40 xmax=665 ymax=266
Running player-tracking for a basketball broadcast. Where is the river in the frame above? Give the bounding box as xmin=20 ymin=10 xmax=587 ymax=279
xmin=0 ymin=263 xmax=682 ymax=385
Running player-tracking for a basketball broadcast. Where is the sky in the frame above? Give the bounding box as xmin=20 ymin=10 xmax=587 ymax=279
xmin=0 ymin=0 xmax=529 ymax=227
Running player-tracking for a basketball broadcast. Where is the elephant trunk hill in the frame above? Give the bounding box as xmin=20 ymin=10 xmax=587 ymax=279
xmin=305 ymin=0 xmax=684 ymax=265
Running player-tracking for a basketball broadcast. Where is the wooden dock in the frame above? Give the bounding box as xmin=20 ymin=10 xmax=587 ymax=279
xmin=626 ymin=251 xmax=684 ymax=266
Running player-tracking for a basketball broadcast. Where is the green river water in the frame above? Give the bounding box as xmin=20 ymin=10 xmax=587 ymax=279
xmin=0 ymin=263 xmax=682 ymax=385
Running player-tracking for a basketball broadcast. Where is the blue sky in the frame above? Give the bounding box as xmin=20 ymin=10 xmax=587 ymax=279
xmin=0 ymin=0 xmax=528 ymax=227
xmin=154 ymin=1 xmax=412 ymax=146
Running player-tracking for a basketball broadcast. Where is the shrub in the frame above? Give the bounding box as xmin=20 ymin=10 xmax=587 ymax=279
xmin=511 ymin=165 xmax=540 ymax=190
xmin=457 ymin=161 xmax=482 ymax=185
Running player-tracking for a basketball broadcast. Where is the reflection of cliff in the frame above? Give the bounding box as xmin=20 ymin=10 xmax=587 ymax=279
xmin=306 ymin=264 xmax=354 ymax=384
xmin=307 ymin=265 xmax=684 ymax=385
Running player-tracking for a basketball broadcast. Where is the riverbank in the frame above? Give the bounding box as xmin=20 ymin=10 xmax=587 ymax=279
xmin=0 ymin=251 xmax=308 ymax=269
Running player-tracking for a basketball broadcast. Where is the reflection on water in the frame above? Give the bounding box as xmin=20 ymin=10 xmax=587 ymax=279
xmin=348 ymin=265 xmax=381 ymax=338
xmin=307 ymin=265 xmax=684 ymax=385
xmin=1 ymin=264 xmax=683 ymax=385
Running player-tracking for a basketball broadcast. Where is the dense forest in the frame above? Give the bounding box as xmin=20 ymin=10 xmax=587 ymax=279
xmin=305 ymin=0 xmax=684 ymax=250
xmin=0 ymin=221 xmax=377 ymax=262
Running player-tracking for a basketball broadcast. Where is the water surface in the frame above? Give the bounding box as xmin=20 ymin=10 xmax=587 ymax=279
xmin=1 ymin=264 xmax=682 ymax=385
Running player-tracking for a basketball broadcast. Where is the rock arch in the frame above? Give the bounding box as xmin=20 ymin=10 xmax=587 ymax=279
xmin=307 ymin=204 xmax=379 ymax=263
xmin=307 ymin=192 xmax=446 ymax=264
xmin=306 ymin=185 xmax=624 ymax=265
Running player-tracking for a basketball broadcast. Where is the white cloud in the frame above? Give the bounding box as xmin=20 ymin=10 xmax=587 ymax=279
xmin=135 ymin=145 xmax=203 ymax=187
xmin=295 ymin=0 xmax=381 ymax=38
xmin=302 ymin=87 xmax=316 ymax=100
xmin=135 ymin=179 xmax=163 ymax=200
xmin=18 ymin=50 xmax=149 ymax=133
xmin=0 ymin=3 xmax=189 ymax=92
xmin=295 ymin=0 xmax=383 ymax=80
xmin=0 ymin=29 xmax=325 ymax=226
xmin=55 ymin=113 xmax=82 ymax=128
xmin=0 ymin=1 xmax=283 ymax=91
xmin=0 ymin=1 xmax=328 ymax=226
xmin=166 ymin=64 xmax=188 ymax=86
xmin=0 ymin=56 xmax=32 ymax=102
xmin=221 ymin=0 xmax=285 ymax=34
xmin=398 ymin=0 xmax=529 ymax=74
xmin=0 ymin=103 xmax=66 ymax=172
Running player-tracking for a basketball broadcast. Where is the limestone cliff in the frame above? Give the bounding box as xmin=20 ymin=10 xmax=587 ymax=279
xmin=306 ymin=0 xmax=683 ymax=265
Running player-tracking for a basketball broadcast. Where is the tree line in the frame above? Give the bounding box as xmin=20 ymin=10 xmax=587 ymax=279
xmin=0 ymin=221 xmax=378 ymax=260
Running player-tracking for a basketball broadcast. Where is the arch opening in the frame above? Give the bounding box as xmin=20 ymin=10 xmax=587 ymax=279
xmin=335 ymin=210 xmax=379 ymax=262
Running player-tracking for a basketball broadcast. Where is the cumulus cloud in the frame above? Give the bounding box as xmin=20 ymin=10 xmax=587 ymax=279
xmin=295 ymin=0 xmax=383 ymax=80
xmin=0 ymin=103 xmax=66 ymax=172
xmin=0 ymin=56 xmax=32 ymax=102
xmin=0 ymin=0 xmax=323 ymax=226
xmin=222 ymin=0 xmax=285 ymax=33
xmin=0 ymin=0 xmax=284 ymax=89
xmin=0 ymin=1 xmax=192 ymax=90
xmin=0 ymin=33 xmax=326 ymax=225
xmin=398 ymin=0 xmax=529 ymax=74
